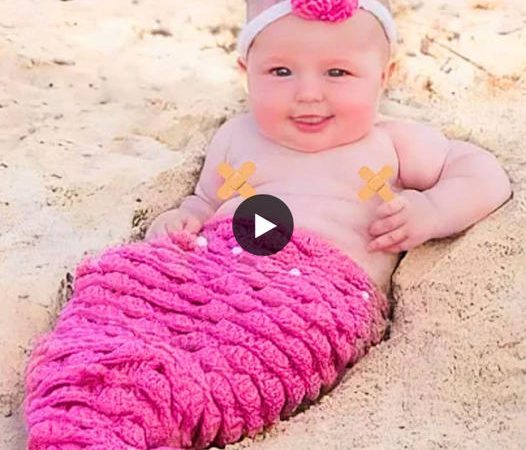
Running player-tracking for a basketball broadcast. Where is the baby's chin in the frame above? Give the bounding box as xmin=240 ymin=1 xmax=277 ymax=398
xmin=261 ymin=120 xmax=373 ymax=153
xmin=274 ymin=135 xmax=367 ymax=152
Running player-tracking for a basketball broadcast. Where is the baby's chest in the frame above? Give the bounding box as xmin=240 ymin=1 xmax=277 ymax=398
xmin=228 ymin=140 xmax=400 ymax=202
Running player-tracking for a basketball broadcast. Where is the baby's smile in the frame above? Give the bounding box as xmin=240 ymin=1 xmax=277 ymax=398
xmin=290 ymin=114 xmax=335 ymax=133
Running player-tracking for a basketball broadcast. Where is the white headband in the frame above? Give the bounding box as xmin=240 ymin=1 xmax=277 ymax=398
xmin=237 ymin=0 xmax=397 ymax=61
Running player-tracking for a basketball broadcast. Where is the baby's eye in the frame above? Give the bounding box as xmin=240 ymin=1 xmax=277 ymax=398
xmin=269 ymin=67 xmax=291 ymax=77
xmin=327 ymin=68 xmax=351 ymax=77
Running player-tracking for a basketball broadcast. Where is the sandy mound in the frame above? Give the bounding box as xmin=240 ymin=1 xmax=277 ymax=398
xmin=0 ymin=0 xmax=524 ymax=448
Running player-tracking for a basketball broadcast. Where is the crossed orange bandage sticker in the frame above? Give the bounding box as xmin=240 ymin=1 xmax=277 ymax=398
xmin=217 ymin=161 xmax=257 ymax=200
xmin=358 ymin=165 xmax=395 ymax=202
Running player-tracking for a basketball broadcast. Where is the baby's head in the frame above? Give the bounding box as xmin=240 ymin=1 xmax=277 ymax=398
xmin=237 ymin=0 xmax=395 ymax=152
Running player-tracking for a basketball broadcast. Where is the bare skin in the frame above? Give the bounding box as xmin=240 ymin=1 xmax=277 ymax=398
xmin=146 ymin=8 xmax=512 ymax=295
xmin=146 ymin=109 xmax=511 ymax=294
xmin=192 ymin=112 xmax=402 ymax=293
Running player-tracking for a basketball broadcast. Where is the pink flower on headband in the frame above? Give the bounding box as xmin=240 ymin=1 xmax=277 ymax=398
xmin=291 ymin=0 xmax=359 ymax=22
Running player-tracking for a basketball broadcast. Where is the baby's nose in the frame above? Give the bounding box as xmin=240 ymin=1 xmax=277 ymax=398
xmin=294 ymin=75 xmax=324 ymax=103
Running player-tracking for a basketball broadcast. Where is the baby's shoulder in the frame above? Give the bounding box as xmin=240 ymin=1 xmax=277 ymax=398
xmin=375 ymin=118 xmax=448 ymax=150
xmin=205 ymin=113 xmax=249 ymax=156
xmin=219 ymin=112 xmax=253 ymax=132
xmin=211 ymin=112 xmax=254 ymax=147
xmin=374 ymin=118 xmax=450 ymax=190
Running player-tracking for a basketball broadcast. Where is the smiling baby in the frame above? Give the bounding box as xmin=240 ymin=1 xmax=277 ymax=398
xmin=146 ymin=0 xmax=512 ymax=294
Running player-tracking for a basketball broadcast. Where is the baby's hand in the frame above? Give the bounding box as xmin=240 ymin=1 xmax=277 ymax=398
xmin=367 ymin=189 xmax=439 ymax=253
xmin=144 ymin=208 xmax=203 ymax=241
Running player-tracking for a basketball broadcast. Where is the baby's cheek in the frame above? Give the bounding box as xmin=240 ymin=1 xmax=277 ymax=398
xmin=350 ymin=101 xmax=376 ymax=126
xmin=251 ymin=88 xmax=284 ymax=114
xmin=254 ymin=93 xmax=290 ymax=131
xmin=337 ymin=87 xmax=377 ymax=126
xmin=248 ymin=95 xmax=285 ymax=141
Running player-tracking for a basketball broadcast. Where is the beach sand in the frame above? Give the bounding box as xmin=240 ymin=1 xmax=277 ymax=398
xmin=0 ymin=0 xmax=524 ymax=448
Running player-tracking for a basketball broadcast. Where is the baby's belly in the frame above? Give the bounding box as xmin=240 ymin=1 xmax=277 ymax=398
xmin=213 ymin=193 xmax=399 ymax=294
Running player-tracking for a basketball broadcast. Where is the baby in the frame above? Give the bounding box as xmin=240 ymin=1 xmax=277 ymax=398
xmin=145 ymin=0 xmax=512 ymax=295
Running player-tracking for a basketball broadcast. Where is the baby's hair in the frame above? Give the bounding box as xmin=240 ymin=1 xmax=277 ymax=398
xmin=245 ymin=0 xmax=392 ymax=22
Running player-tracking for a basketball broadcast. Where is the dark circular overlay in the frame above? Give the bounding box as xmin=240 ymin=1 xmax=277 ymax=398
xmin=232 ymin=194 xmax=294 ymax=256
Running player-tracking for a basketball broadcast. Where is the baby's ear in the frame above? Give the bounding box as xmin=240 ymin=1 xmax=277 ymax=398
xmin=237 ymin=56 xmax=247 ymax=73
xmin=381 ymin=60 xmax=396 ymax=88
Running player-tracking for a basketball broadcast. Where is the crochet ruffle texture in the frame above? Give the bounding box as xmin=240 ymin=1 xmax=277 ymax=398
xmin=24 ymin=216 xmax=390 ymax=449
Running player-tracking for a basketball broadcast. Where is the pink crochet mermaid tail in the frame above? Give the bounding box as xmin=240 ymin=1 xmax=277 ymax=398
xmin=24 ymin=215 xmax=390 ymax=450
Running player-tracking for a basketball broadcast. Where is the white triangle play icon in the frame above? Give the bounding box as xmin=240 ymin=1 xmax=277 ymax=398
xmin=254 ymin=214 xmax=277 ymax=239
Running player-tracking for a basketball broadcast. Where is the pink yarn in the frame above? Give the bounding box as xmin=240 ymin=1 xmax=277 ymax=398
xmin=23 ymin=215 xmax=390 ymax=449
xmin=291 ymin=0 xmax=359 ymax=22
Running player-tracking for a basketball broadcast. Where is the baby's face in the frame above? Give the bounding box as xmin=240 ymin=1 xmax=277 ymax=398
xmin=240 ymin=10 xmax=391 ymax=153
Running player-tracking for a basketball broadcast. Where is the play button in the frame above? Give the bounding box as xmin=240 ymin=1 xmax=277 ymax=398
xmin=254 ymin=214 xmax=276 ymax=238
xmin=233 ymin=194 xmax=294 ymax=256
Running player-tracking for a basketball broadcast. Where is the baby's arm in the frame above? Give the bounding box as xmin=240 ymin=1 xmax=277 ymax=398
xmin=177 ymin=119 xmax=234 ymax=223
xmin=368 ymin=120 xmax=512 ymax=252
xmin=145 ymin=119 xmax=233 ymax=240
xmin=382 ymin=120 xmax=512 ymax=239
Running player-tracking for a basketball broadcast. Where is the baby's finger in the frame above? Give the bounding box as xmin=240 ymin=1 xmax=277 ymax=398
xmin=368 ymin=225 xmax=408 ymax=252
xmin=368 ymin=212 xmax=405 ymax=237
xmin=383 ymin=238 xmax=411 ymax=253
xmin=144 ymin=227 xmax=165 ymax=242
xmin=144 ymin=230 xmax=155 ymax=241
xmin=374 ymin=195 xmax=406 ymax=219
xmin=183 ymin=216 xmax=203 ymax=234
xmin=164 ymin=221 xmax=183 ymax=235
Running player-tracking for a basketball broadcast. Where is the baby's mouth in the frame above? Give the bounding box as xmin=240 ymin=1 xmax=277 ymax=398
xmin=291 ymin=115 xmax=333 ymax=124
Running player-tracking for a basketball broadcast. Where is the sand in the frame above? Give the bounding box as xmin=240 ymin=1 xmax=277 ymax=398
xmin=0 ymin=0 xmax=524 ymax=448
